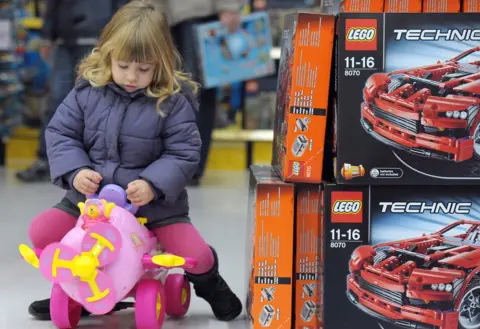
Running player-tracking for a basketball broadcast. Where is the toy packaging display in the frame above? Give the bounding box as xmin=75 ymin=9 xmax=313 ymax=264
xmin=322 ymin=0 xmax=385 ymax=13
xmin=271 ymin=12 xmax=335 ymax=184
xmin=18 ymin=184 xmax=195 ymax=329
xmin=463 ymin=0 xmax=480 ymax=12
xmin=246 ymin=165 xmax=295 ymax=329
xmin=0 ymin=3 xmax=23 ymax=138
xmin=341 ymin=0 xmax=385 ymax=11
xmin=322 ymin=183 xmax=480 ymax=329
xmin=16 ymin=19 xmax=50 ymax=93
xmin=294 ymin=184 xmax=323 ymax=329
xmin=422 ymin=0 xmax=461 ymax=12
xmin=195 ymin=12 xmax=276 ymax=89
xmin=335 ymin=13 xmax=480 ymax=185
xmin=384 ymin=0 xmax=422 ymax=12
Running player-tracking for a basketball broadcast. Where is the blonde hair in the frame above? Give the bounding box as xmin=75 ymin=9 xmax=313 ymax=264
xmin=77 ymin=0 xmax=199 ymax=113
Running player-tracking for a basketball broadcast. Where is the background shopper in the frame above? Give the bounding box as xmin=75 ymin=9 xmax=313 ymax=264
xmin=163 ymin=0 xmax=242 ymax=185
xmin=16 ymin=0 xmax=128 ymax=182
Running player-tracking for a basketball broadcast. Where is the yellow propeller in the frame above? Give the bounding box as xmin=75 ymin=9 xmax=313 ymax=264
xmin=19 ymin=244 xmax=40 ymax=268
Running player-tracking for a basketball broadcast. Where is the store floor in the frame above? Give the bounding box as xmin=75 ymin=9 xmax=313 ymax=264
xmin=0 ymin=168 xmax=250 ymax=329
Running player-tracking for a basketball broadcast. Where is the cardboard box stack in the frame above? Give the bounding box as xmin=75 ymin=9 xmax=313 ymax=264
xmin=246 ymin=4 xmax=480 ymax=329
xmin=246 ymin=166 xmax=295 ymax=328
xmin=246 ymin=11 xmax=334 ymax=329
xmin=321 ymin=0 xmax=480 ymax=12
xmin=422 ymin=0 xmax=461 ymax=12
xmin=463 ymin=0 xmax=480 ymax=11
xmin=384 ymin=0 xmax=423 ymax=12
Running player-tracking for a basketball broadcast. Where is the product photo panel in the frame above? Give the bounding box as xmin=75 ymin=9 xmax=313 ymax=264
xmin=335 ymin=12 xmax=480 ymax=185
xmin=323 ymin=184 xmax=480 ymax=329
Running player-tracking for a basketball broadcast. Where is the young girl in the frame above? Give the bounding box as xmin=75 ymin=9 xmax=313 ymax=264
xmin=27 ymin=0 xmax=242 ymax=322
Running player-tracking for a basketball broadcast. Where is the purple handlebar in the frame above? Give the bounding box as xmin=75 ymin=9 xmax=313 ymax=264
xmin=88 ymin=184 xmax=138 ymax=215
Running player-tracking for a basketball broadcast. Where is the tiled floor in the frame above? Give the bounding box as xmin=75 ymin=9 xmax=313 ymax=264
xmin=0 ymin=168 xmax=250 ymax=329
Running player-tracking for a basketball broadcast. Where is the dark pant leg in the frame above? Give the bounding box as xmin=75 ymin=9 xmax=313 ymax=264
xmin=172 ymin=20 xmax=218 ymax=179
xmin=196 ymin=87 xmax=217 ymax=177
xmin=37 ymin=45 xmax=92 ymax=160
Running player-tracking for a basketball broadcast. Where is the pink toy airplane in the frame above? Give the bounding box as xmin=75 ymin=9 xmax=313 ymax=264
xmin=19 ymin=184 xmax=197 ymax=329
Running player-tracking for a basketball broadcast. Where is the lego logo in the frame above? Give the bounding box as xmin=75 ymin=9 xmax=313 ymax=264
xmin=346 ymin=28 xmax=376 ymax=42
xmin=332 ymin=201 xmax=362 ymax=214
xmin=331 ymin=191 xmax=363 ymax=223
xmin=345 ymin=19 xmax=377 ymax=51
xmin=292 ymin=161 xmax=300 ymax=176
xmin=289 ymin=160 xmax=304 ymax=177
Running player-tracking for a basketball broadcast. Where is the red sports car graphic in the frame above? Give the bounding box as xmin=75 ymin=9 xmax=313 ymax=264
xmin=361 ymin=46 xmax=480 ymax=162
xmin=346 ymin=220 xmax=480 ymax=329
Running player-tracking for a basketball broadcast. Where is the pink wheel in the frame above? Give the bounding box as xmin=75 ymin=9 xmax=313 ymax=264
xmin=165 ymin=274 xmax=191 ymax=318
xmin=50 ymin=284 xmax=82 ymax=329
xmin=135 ymin=279 xmax=166 ymax=329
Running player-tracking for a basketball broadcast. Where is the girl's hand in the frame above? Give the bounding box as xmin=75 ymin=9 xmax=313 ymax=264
xmin=126 ymin=180 xmax=155 ymax=207
xmin=73 ymin=169 xmax=102 ymax=195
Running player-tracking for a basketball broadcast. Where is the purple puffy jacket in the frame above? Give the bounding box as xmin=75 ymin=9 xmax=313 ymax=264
xmin=45 ymin=79 xmax=201 ymax=225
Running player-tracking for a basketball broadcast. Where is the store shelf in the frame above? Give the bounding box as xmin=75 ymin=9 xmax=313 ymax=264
xmin=0 ymin=0 xmax=23 ymax=139
xmin=19 ymin=17 xmax=42 ymax=29
xmin=212 ymin=129 xmax=274 ymax=142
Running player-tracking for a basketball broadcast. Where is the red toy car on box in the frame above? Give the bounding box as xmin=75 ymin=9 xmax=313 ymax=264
xmin=346 ymin=219 xmax=480 ymax=329
xmin=361 ymin=46 xmax=480 ymax=162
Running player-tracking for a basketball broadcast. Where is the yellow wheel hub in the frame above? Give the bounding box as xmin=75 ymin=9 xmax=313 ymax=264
xmin=71 ymin=253 xmax=99 ymax=279
xmin=156 ymin=293 xmax=162 ymax=319
xmin=181 ymin=288 xmax=188 ymax=305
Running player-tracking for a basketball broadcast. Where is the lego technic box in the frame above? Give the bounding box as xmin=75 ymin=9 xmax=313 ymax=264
xmin=422 ymin=0 xmax=461 ymax=12
xmin=335 ymin=13 xmax=480 ymax=185
xmin=246 ymin=165 xmax=295 ymax=329
xmin=271 ymin=12 xmax=335 ymax=184
xmin=463 ymin=0 xmax=480 ymax=12
xmin=321 ymin=0 xmax=385 ymax=14
xmin=246 ymin=166 xmax=324 ymax=329
xmin=195 ymin=12 xmax=275 ymax=89
xmin=294 ymin=184 xmax=323 ymax=329
xmin=323 ymin=184 xmax=480 ymax=329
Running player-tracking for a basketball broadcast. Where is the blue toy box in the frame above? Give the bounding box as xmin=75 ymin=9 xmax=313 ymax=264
xmin=195 ymin=12 xmax=276 ymax=89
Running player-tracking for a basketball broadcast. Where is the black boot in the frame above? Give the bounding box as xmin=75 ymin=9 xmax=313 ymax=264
xmin=28 ymin=298 xmax=133 ymax=320
xmin=186 ymin=247 xmax=243 ymax=321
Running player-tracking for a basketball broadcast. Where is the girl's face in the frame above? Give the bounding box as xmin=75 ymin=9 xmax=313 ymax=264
xmin=112 ymin=59 xmax=155 ymax=92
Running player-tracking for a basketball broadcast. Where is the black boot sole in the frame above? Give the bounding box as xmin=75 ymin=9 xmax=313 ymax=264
xmin=213 ymin=303 xmax=243 ymax=321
